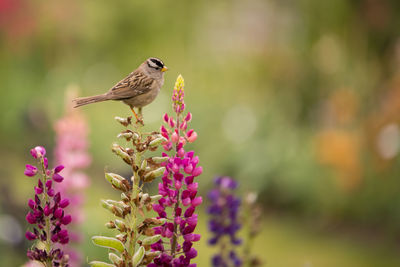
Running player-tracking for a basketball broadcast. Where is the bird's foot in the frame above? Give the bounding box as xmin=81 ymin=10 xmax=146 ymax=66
xmin=130 ymin=107 xmax=144 ymax=126
xmin=136 ymin=117 xmax=144 ymax=126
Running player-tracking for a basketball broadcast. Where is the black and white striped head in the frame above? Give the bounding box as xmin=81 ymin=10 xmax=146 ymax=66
xmin=146 ymin=57 xmax=168 ymax=72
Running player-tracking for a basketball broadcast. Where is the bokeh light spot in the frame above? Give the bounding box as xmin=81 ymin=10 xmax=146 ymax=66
xmin=376 ymin=123 xmax=400 ymax=159
xmin=222 ymin=105 xmax=257 ymax=143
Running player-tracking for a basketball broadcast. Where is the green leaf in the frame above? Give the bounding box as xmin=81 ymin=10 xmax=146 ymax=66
xmin=142 ymin=234 xmax=162 ymax=245
xmin=132 ymin=246 xmax=145 ymax=267
xmin=91 ymin=236 xmax=125 ymax=253
xmin=89 ymin=261 xmax=115 ymax=267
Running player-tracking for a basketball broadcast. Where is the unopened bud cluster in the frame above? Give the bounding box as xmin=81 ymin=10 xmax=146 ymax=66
xmin=90 ymin=116 xmax=167 ymax=267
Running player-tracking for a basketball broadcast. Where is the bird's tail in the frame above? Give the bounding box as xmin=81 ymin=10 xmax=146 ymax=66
xmin=73 ymin=94 xmax=109 ymax=108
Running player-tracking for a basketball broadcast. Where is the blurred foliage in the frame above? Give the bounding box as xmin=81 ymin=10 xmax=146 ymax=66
xmin=1 ymin=0 xmax=400 ymax=266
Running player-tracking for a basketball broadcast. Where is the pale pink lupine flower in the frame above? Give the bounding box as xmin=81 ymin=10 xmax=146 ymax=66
xmin=24 ymin=260 xmax=43 ymax=267
xmin=53 ymin=86 xmax=91 ymax=267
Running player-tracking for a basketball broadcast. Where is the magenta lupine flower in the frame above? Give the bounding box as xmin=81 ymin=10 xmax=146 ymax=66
xmin=24 ymin=146 xmax=70 ymax=266
xmin=149 ymin=75 xmax=202 ymax=267
xmin=53 ymin=91 xmax=91 ymax=267
xmin=207 ymin=177 xmax=242 ymax=267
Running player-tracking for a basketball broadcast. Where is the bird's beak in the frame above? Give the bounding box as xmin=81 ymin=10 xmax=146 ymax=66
xmin=161 ymin=66 xmax=168 ymax=72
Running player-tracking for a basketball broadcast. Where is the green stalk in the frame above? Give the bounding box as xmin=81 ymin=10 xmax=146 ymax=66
xmin=171 ymin=112 xmax=182 ymax=256
xmin=39 ymin=157 xmax=51 ymax=266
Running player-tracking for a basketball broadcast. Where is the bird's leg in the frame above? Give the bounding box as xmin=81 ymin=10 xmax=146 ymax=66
xmin=138 ymin=107 xmax=143 ymax=120
xmin=130 ymin=107 xmax=144 ymax=125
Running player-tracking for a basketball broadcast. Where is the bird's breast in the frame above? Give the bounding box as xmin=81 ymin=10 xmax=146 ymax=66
xmin=123 ymin=86 xmax=161 ymax=108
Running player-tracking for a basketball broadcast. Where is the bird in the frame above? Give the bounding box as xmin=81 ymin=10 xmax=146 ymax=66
xmin=73 ymin=57 xmax=168 ymax=122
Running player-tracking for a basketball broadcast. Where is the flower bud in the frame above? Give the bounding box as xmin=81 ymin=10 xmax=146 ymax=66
xmin=105 ymin=221 xmax=116 ymax=229
xmin=54 ymin=165 xmax=64 ymax=173
xmin=111 ymin=144 xmax=132 ymax=164
xmin=185 ymin=112 xmax=192 ymax=122
xmin=114 ymin=116 xmax=131 ymax=126
xmin=178 ymin=148 xmax=185 ymax=158
xmin=132 ymin=246 xmax=145 ymax=266
xmin=30 ymin=146 xmax=46 ymax=159
xmin=143 ymin=167 xmax=165 ymax=182
xmin=121 ymin=193 xmax=129 ymax=202
xmin=180 ymin=121 xmax=187 ymax=131
xmin=53 ymin=173 xmax=64 ymax=183
xmin=54 ymin=208 xmax=63 ymax=219
xmin=114 ymin=219 xmax=126 ymax=231
xmin=44 ymin=205 xmax=51 ymax=216
xmin=171 ymin=131 xmax=179 ymax=143
xmin=142 ymin=234 xmax=162 ymax=245
xmin=150 ymin=156 xmax=169 ymax=163
xmin=109 ymin=253 xmax=122 ymax=265
xmin=192 ymin=166 xmax=203 ymax=177
xmin=47 ymin=188 xmax=55 ymax=197
xmin=43 ymin=157 xmax=48 ymax=168
xmin=149 ymin=137 xmax=167 ymax=147
xmin=26 ymin=212 xmax=36 ymax=224
xmin=163 ymin=113 xmax=169 ymax=124
xmin=24 ymin=165 xmax=38 ymax=177
xmin=101 ymin=199 xmax=113 ymax=210
xmin=45 ymin=180 xmax=52 ymax=190
xmin=163 ymin=142 xmax=172 ymax=151
xmin=28 ymin=199 xmax=35 ymax=209
xmin=25 ymin=231 xmax=37 ymax=241
xmin=117 ymin=132 xmax=133 ymax=140
xmin=34 ymin=186 xmax=43 ymax=195
xmin=105 ymin=173 xmax=128 ymax=191
xmin=186 ymin=130 xmax=198 ymax=143
xmin=140 ymin=159 xmax=147 ymax=170
xmin=150 ymin=195 xmax=163 ymax=202
xmin=59 ymin=198 xmax=70 ymax=208
xmin=191 ymin=197 xmax=202 ymax=207
xmin=161 ymin=125 xmax=169 ymax=139
xmin=61 ymin=215 xmax=72 ymax=225
xmin=145 ymin=251 xmax=161 ymax=259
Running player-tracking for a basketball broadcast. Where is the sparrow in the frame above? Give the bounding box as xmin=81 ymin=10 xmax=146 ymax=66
xmin=73 ymin=57 xmax=168 ymax=121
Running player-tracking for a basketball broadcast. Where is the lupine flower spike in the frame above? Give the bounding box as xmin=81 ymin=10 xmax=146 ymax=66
xmin=149 ymin=75 xmax=202 ymax=267
xmin=25 ymin=146 xmax=71 ymax=267
xmin=242 ymin=192 xmax=262 ymax=266
xmin=89 ymin=106 xmax=168 ymax=266
xmin=207 ymin=176 xmax=242 ymax=267
xmin=54 ymin=87 xmax=91 ymax=267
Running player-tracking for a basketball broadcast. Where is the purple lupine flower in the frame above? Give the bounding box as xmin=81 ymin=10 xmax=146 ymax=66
xmin=207 ymin=176 xmax=242 ymax=267
xmin=150 ymin=75 xmax=202 ymax=267
xmin=53 ymin=89 xmax=91 ymax=267
xmin=24 ymin=165 xmax=38 ymax=177
xmin=24 ymin=146 xmax=70 ymax=266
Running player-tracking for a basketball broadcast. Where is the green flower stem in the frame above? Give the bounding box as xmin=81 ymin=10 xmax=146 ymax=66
xmin=39 ymin=158 xmax=52 ymax=266
xmin=127 ymin=121 xmax=143 ymax=263
xmin=170 ymin=112 xmax=182 ymax=256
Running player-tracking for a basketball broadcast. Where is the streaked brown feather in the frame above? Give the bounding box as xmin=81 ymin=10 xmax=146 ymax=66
xmin=106 ymin=70 xmax=155 ymax=100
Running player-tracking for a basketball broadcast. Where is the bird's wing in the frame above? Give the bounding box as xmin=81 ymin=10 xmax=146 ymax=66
xmin=106 ymin=70 xmax=155 ymax=100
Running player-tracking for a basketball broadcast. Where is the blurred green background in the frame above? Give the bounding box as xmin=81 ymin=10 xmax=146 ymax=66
xmin=1 ymin=0 xmax=400 ymax=266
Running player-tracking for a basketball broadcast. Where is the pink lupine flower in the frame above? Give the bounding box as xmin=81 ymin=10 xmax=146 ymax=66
xmin=53 ymin=88 xmax=91 ymax=267
xmin=150 ymin=75 xmax=202 ymax=267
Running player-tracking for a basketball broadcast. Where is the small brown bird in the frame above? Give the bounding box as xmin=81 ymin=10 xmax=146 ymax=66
xmin=73 ymin=57 xmax=168 ymax=121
